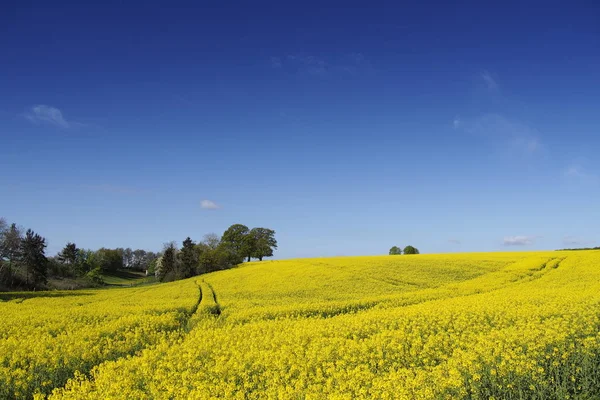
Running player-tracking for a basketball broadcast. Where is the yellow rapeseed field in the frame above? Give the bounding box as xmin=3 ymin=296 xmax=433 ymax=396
xmin=2 ymin=251 xmax=600 ymax=399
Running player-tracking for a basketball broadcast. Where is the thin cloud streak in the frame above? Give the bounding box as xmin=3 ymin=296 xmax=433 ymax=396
xmin=455 ymin=113 xmax=543 ymax=154
xmin=503 ymin=235 xmax=537 ymax=246
xmin=25 ymin=105 xmax=80 ymax=128
xmin=271 ymin=53 xmax=372 ymax=76
xmin=201 ymin=200 xmax=220 ymax=210
xmin=270 ymin=56 xmax=282 ymax=68
xmin=453 ymin=116 xmax=460 ymax=129
xmin=563 ymin=163 xmax=598 ymax=184
xmin=481 ymin=70 xmax=498 ymax=90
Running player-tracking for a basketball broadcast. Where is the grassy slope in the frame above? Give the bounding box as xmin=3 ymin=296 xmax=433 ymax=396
xmin=101 ymin=269 xmax=154 ymax=286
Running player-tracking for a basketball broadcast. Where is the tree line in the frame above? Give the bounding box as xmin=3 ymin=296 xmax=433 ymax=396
xmin=152 ymin=225 xmax=277 ymax=282
xmin=0 ymin=217 xmax=277 ymax=290
xmin=389 ymin=245 xmax=420 ymax=255
xmin=557 ymin=247 xmax=600 ymax=251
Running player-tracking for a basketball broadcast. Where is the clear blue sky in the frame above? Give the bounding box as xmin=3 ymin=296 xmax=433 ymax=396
xmin=1 ymin=1 xmax=599 ymax=257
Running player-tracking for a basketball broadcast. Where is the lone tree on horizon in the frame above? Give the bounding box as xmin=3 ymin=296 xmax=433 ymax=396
xmin=389 ymin=246 xmax=402 ymax=255
xmin=247 ymin=228 xmax=277 ymax=261
xmin=403 ymin=245 xmax=419 ymax=255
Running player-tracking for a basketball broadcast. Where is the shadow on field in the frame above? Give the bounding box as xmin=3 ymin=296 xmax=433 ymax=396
xmin=105 ymin=269 xmax=146 ymax=280
xmin=101 ymin=269 xmax=154 ymax=287
xmin=0 ymin=291 xmax=94 ymax=301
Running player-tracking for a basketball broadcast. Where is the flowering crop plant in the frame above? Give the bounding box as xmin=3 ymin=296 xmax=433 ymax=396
xmin=2 ymin=251 xmax=600 ymax=399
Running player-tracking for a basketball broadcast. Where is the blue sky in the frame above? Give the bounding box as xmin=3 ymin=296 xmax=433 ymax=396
xmin=1 ymin=1 xmax=599 ymax=258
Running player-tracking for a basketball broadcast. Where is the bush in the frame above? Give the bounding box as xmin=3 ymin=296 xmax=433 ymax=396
xmin=85 ymin=267 xmax=105 ymax=285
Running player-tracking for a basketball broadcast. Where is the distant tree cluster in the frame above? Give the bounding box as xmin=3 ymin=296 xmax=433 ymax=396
xmin=1 ymin=217 xmax=278 ymax=290
xmin=1 ymin=217 xmax=161 ymax=290
xmin=154 ymin=224 xmax=278 ymax=283
xmin=389 ymin=245 xmax=420 ymax=255
xmin=0 ymin=218 xmax=48 ymax=290
xmin=557 ymin=247 xmax=600 ymax=251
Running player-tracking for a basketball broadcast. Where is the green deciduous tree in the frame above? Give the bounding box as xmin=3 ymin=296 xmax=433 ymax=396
xmin=147 ymin=257 xmax=159 ymax=276
xmin=248 ymin=228 xmax=277 ymax=261
xmin=198 ymin=247 xmax=229 ymax=274
xmin=389 ymin=246 xmax=402 ymax=255
xmin=221 ymin=224 xmax=250 ymax=264
xmin=403 ymin=245 xmax=420 ymax=255
xmin=95 ymin=248 xmax=124 ymax=272
xmin=79 ymin=249 xmax=99 ymax=274
xmin=196 ymin=234 xmax=237 ymax=274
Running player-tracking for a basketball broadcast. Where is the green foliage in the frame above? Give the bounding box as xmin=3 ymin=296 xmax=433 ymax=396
xmin=1 ymin=216 xmax=278 ymax=290
xmin=47 ymin=257 xmax=70 ymax=277
xmin=389 ymin=246 xmax=402 ymax=255
xmin=179 ymin=237 xmax=197 ymax=279
xmin=248 ymin=228 xmax=278 ymax=261
xmin=194 ymin=234 xmax=228 ymax=274
xmin=132 ymin=249 xmax=157 ymax=272
xmin=79 ymin=249 xmax=99 ymax=274
xmin=57 ymin=242 xmax=86 ymax=276
xmin=95 ymin=248 xmax=124 ymax=272
xmin=20 ymin=229 xmax=48 ymax=288
xmin=221 ymin=224 xmax=250 ymax=264
xmin=58 ymin=243 xmax=78 ymax=265
xmin=557 ymin=247 xmax=600 ymax=251
xmin=198 ymin=244 xmax=230 ymax=274
xmin=147 ymin=258 xmax=158 ymax=276
xmin=157 ymin=243 xmax=178 ymax=282
xmin=85 ymin=267 xmax=105 ymax=285
xmin=403 ymin=245 xmax=420 ymax=255
xmin=0 ymin=223 xmax=23 ymax=288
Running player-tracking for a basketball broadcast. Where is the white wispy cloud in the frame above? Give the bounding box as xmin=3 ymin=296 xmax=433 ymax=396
xmin=481 ymin=70 xmax=498 ymax=90
xmin=286 ymin=55 xmax=328 ymax=75
xmin=563 ymin=163 xmax=597 ymax=184
xmin=272 ymin=53 xmax=372 ymax=76
xmin=25 ymin=105 xmax=77 ymax=128
xmin=513 ymin=136 xmax=541 ymax=153
xmin=503 ymin=235 xmax=536 ymax=246
xmin=565 ymin=165 xmax=585 ymax=178
xmin=200 ymin=200 xmax=220 ymax=210
xmin=455 ymin=113 xmax=543 ymax=154
xmin=448 ymin=239 xmax=461 ymax=245
xmin=453 ymin=116 xmax=461 ymax=129
xmin=270 ymin=56 xmax=282 ymax=68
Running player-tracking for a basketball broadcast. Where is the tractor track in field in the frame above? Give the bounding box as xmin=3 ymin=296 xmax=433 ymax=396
xmin=197 ymin=280 xmax=222 ymax=317
xmin=34 ymin=282 xmax=208 ymax=399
